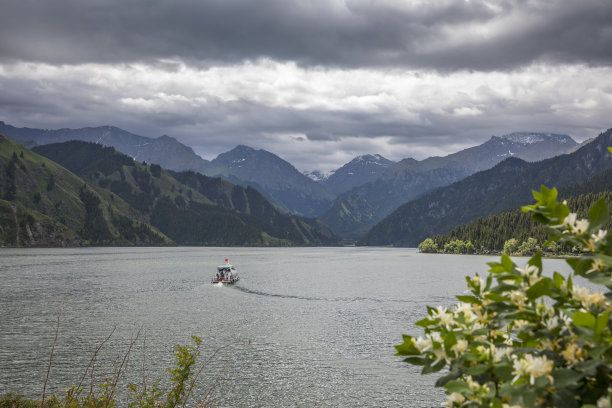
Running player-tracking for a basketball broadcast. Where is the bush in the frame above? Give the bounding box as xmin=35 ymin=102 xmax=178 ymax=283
xmin=396 ymin=186 xmax=612 ymax=407
xmin=503 ymin=238 xmax=519 ymax=255
xmin=419 ymin=238 xmax=438 ymax=253
xmin=443 ymin=239 xmax=475 ymax=254
xmin=1 ymin=336 xmax=216 ymax=408
xmin=517 ymin=237 xmax=540 ymax=256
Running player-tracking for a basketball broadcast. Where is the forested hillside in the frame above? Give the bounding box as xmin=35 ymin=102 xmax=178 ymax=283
xmin=0 ymin=135 xmax=168 ymax=246
xmin=430 ymin=190 xmax=612 ymax=252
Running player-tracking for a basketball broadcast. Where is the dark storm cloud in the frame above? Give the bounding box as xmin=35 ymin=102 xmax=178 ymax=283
xmin=1 ymin=0 xmax=611 ymax=70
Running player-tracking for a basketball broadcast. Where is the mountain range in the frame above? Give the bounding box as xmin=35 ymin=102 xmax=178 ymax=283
xmin=3 ymin=120 xmax=603 ymax=247
xmin=0 ymin=135 xmax=336 ymax=247
xmin=360 ymin=128 xmax=612 ymax=246
xmin=319 ymin=132 xmax=579 ymax=238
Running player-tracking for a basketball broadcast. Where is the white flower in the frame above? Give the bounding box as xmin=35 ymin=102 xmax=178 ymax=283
xmin=512 ymin=354 xmax=554 ymax=385
xmin=508 ymin=290 xmax=527 ymax=309
xmin=446 ymin=392 xmax=465 ymax=407
xmin=597 ymin=395 xmax=611 ymax=408
xmin=562 ymin=213 xmax=589 ymax=234
xmin=560 ymin=341 xmax=586 ymax=367
xmin=451 ymin=339 xmax=469 ymax=357
xmin=543 ymin=316 xmax=560 ymax=330
xmin=575 ymin=219 xmax=590 ymax=234
xmin=433 ymin=305 xmax=455 ymax=328
xmin=413 ymin=336 xmax=432 ymax=352
xmin=563 ymin=213 xmax=577 ymax=228
xmin=432 ymin=347 xmax=448 ymax=364
xmin=490 ymin=344 xmax=512 ymax=363
xmin=572 ymin=285 xmax=607 ymax=310
xmin=588 ymin=258 xmax=607 ymax=274
xmin=454 ymin=302 xmax=476 ymax=322
xmin=592 ymin=229 xmax=608 ymax=244
xmin=513 ymin=320 xmax=531 ymax=330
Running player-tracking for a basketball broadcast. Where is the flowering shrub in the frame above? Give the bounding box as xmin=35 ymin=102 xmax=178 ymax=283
xmin=396 ymin=185 xmax=612 ymax=407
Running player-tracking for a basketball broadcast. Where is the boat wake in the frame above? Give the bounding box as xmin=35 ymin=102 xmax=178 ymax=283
xmin=233 ymin=285 xmax=414 ymax=304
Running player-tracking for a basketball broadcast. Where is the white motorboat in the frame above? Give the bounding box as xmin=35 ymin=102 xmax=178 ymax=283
xmin=211 ymin=259 xmax=239 ymax=284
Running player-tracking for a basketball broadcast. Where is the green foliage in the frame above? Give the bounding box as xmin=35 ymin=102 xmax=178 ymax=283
xmin=166 ymin=336 xmax=202 ymax=408
xmin=516 ymin=237 xmax=540 ymax=256
xmin=418 ymin=238 xmax=438 ymax=253
xmin=443 ymin=239 xmax=475 ymax=254
xmin=79 ymin=187 xmax=113 ymax=244
xmin=431 ymin=191 xmax=612 ymax=254
xmin=503 ymin=238 xmax=519 ymax=254
xmin=150 ymin=164 xmax=162 ymax=178
xmin=397 ymin=185 xmax=612 ymax=406
xmin=1 ymin=337 xmax=213 ymax=408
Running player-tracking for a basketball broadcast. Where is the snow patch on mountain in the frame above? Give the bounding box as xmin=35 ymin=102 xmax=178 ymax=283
xmin=303 ymin=169 xmax=335 ymax=182
xmin=500 ymin=132 xmax=575 ymax=145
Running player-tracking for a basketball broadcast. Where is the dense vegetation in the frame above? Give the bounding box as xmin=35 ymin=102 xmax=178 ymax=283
xmin=397 ymin=184 xmax=612 ymax=406
xmin=420 ymin=171 xmax=612 ymax=254
xmin=0 ymin=135 xmax=168 ymax=246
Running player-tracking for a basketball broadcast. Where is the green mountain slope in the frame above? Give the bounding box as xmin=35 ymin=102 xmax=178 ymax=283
xmin=0 ymin=135 xmax=169 ymax=246
xmin=33 ymin=141 xmax=336 ymax=246
xmin=360 ymin=128 xmax=612 ymax=247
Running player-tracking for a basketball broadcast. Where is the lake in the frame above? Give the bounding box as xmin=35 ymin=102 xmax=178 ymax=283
xmin=0 ymin=247 xmax=573 ymax=407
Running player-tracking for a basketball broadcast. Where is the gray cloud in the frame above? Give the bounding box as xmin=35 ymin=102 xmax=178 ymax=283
xmin=0 ymin=1 xmax=611 ymax=171
xmin=0 ymin=0 xmax=610 ymax=71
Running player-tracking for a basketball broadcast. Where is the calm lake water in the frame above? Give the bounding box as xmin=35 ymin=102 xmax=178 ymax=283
xmin=0 ymin=247 xmax=573 ymax=407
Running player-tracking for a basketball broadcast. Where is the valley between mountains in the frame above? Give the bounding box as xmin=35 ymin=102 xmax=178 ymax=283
xmin=1 ymin=120 xmax=610 ymax=247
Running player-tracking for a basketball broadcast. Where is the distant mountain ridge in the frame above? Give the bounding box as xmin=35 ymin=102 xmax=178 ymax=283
xmin=320 ymin=132 xmax=579 ymax=238
xmin=211 ymin=145 xmax=333 ymax=217
xmin=0 ymin=121 xmax=581 ymax=225
xmin=319 ymin=154 xmax=395 ymax=196
xmin=30 ymin=140 xmax=336 ymax=246
xmin=0 ymin=121 xmax=214 ymax=174
xmin=360 ymin=128 xmax=612 ymax=247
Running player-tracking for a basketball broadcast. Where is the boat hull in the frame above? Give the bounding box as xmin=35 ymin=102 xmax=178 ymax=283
xmin=211 ymin=276 xmax=239 ymax=285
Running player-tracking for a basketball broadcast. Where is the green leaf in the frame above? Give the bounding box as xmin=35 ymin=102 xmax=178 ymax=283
xmin=456 ymin=295 xmax=480 ymax=304
xmin=595 ymin=311 xmax=610 ymax=335
xmin=526 ymin=277 xmax=552 ymax=300
xmin=485 ymin=293 xmax=508 ymax=302
xmin=403 ymin=356 xmax=426 ymax=365
xmin=553 ymin=271 xmax=566 ymax=289
xmin=444 ymin=331 xmax=457 ymax=353
xmin=444 ymin=380 xmax=471 ymax=394
xmin=588 ymin=197 xmax=609 ymax=230
xmin=501 ymin=253 xmax=514 ymax=272
xmin=492 ymin=363 xmax=513 ymax=382
xmin=415 ymin=318 xmax=436 ymax=328
xmin=573 ymin=311 xmax=596 ymax=329
xmin=395 ymin=336 xmax=420 ymax=356
xmin=466 ymin=364 xmax=489 ymax=376
xmin=528 ymin=252 xmax=543 ymax=271
xmin=422 ymin=358 xmax=446 ymax=374
xmin=435 ymin=370 xmax=461 ymax=387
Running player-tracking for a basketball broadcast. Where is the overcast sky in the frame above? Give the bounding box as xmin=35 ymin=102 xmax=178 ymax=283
xmin=1 ymin=0 xmax=611 ymax=172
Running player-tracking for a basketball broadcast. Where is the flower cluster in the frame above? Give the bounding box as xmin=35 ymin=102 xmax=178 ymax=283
xmin=396 ymin=186 xmax=612 ymax=407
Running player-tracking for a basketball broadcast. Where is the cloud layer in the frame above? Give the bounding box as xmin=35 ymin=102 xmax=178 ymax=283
xmin=1 ymin=0 xmax=611 ymax=171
